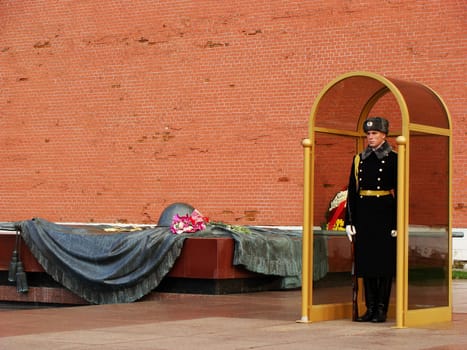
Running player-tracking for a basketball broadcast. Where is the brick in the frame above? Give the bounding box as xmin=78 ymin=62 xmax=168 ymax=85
xmin=0 ymin=1 xmax=465 ymax=228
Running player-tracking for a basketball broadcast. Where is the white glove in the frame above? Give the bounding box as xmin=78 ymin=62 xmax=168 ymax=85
xmin=345 ymin=225 xmax=356 ymax=242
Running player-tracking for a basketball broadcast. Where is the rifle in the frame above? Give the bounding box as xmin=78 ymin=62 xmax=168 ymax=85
xmin=351 ymin=240 xmax=359 ymax=321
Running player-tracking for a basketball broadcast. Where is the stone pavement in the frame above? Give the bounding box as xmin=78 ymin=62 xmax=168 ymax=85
xmin=0 ymin=281 xmax=466 ymax=350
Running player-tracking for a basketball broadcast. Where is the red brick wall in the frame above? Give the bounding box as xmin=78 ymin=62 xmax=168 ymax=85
xmin=0 ymin=1 xmax=465 ymax=227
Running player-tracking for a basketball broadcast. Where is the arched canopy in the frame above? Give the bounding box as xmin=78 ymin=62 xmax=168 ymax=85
xmin=300 ymin=71 xmax=452 ymax=328
xmin=309 ymin=71 xmax=451 ymax=138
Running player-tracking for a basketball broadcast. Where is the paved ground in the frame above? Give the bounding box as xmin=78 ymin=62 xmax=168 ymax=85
xmin=0 ymin=281 xmax=466 ymax=350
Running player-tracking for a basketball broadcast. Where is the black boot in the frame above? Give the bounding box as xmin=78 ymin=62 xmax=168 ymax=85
xmin=371 ymin=277 xmax=393 ymax=323
xmin=356 ymin=277 xmax=377 ymax=322
xmin=372 ymin=303 xmax=387 ymax=323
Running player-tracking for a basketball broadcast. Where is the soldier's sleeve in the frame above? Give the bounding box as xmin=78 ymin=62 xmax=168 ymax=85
xmin=345 ymin=155 xmax=358 ymax=226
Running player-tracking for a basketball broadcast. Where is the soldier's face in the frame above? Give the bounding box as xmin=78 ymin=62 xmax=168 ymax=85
xmin=366 ymin=130 xmax=386 ymax=148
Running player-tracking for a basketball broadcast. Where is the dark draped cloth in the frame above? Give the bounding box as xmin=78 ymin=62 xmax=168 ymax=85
xmin=7 ymin=218 xmax=318 ymax=304
xmin=18 ymin=218 xmax=186 ymax=304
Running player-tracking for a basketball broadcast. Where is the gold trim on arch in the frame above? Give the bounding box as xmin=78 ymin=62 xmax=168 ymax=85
xmin=313 ymin=127 xmax=361 ymax=137
xmin=409 ymin=123 xmax=450 ymax=136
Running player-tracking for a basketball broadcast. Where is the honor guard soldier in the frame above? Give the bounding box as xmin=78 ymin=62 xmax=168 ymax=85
xmin=345 ymin=117 xmax=397 ymax=323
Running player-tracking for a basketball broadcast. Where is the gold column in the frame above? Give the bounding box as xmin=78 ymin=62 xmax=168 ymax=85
xmin=395 ymin=136 xmax=407 ymax=328
xmin=298 ymin=138 xmax=313 ymax=323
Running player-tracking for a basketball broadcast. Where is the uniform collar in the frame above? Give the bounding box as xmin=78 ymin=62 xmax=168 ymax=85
xmin=361 ymin=141 xmax=392 ymax=160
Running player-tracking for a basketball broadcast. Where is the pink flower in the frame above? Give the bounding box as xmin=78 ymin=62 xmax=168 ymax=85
xmin=170 ymin=209 xmax=209 ymax=234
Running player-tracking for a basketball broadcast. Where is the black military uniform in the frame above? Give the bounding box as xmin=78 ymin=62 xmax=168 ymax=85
xmin=345 ymin=117 xmax=397 ymax=323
